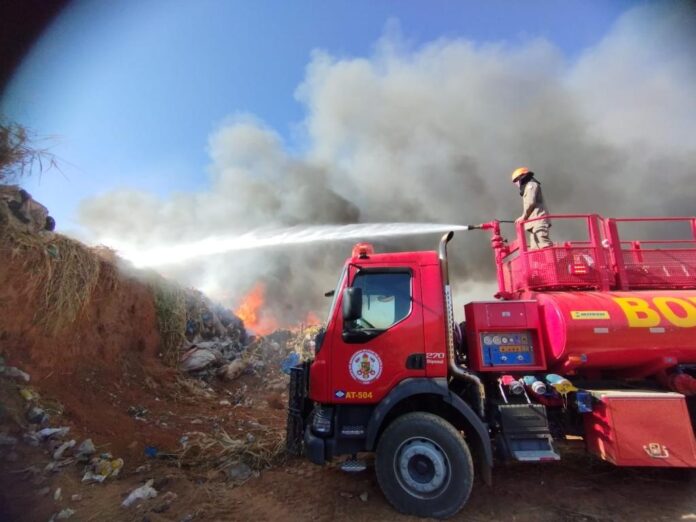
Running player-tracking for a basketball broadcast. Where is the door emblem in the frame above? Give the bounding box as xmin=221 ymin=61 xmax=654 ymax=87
xmin=349 ymin=349 xmax=382 ymax=384
xmin=643 ymin=443 xmax=669 ymax=459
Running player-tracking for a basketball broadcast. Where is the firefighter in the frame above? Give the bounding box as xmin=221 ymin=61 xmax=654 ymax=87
xmin=511 ymin=167 xmax=552 ymax=249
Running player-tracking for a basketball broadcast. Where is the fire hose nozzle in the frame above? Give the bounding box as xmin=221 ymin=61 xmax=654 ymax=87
xmin=477 ymin=221 xmax=498 ymax=231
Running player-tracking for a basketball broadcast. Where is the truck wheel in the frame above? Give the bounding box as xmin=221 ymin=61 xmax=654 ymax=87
xmin=375 ymin=412 xmax=474 ymax=519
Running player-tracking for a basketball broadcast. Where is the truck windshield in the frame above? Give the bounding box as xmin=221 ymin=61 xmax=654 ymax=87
xmin=350 ymin=271 xmax=411 ymax=330
xmin=325 ymin=266 xmax=347 ymax=324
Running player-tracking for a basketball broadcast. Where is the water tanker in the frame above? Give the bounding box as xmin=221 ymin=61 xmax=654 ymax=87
xmin=288 ymin=213 xmax=696 ymax=519
xmin=535 ymin=290 xmax=696 ymax=376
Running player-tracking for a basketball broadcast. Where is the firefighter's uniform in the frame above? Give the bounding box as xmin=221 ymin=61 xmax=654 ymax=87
xmin=521 ymin=178 xmax=551 ymax=249
xmin=512 ymin=168 xmax=552 ymax=250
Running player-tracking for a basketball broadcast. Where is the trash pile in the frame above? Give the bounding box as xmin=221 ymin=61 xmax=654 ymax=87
xmin=176 ymin=291 xmax=320 ymax=384
xmin=177 ymin=289 xmax=251 ymax=380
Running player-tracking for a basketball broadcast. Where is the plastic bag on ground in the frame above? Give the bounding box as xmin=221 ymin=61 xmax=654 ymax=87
xmin=180 ymin=348 xmax=219 ymax=372
xmin=281 ymin=352 xmax=300 ymax=374
xmin=122 ymin=479 xmax=158 ymax=507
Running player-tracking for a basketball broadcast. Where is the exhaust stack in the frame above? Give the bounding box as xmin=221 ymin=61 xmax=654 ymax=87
xmin=438 ymin=231 xmax=486 ymax=417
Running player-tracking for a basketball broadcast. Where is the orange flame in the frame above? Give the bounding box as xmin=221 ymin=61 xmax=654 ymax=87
xmin=234 ymin=283 xmax=279 ymax=335
xmin=304 ymin=311 xmax=321 ymax=327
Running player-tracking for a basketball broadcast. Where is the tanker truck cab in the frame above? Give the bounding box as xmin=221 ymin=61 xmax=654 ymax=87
xmin=287 ymin=214 xmax=696 ymax=519
xmin=288 ymin=241 xmax=494 ymax=518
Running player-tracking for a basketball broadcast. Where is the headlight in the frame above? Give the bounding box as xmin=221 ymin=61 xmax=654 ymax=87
xmin=311 ymin=406 xmax=333 ymax=435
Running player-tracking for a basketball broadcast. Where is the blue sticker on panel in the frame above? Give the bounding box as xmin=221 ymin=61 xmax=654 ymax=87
xmin=480 ymin=331 xmax=535 ymax=366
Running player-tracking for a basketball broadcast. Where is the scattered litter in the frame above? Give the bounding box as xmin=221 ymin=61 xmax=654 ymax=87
xmin=128 ymin=405 xmax=149 ymax=419
xmin=82 ymin=455 xmax=124 ymax=483
xmin=145 ymin=446 xmax=159 ymax=458
xmin=23 ymin=432 xmax=40 ymax=447
xmin=19 ymin=387 xmax=39 ymax=401
xmin=54 ymin=487 xmax=62 ymax=501
xmin=225 ymin=462 xmax=254 ymax=484
xmin=180 ymin=348 xmax=219 ymax=373
xmin=122 ymin=479 xmax=158 ymax=508
xmin=219 ymin=399 xmax=231 ymax=406
xmin=2 ymin=366 xmax=31 ymax=382
xmin=359 ymin=492 xmax=368 ymax=502
xmin=26 ymin=406 xmax=49 ymax=424
xmin=76 ymin=438 xmax=96 ymax=459
xmin=71 ymin=494 xmax=82 ymax=502
xmin=281 ymin=352 xmax=300 ymax=374
xmin=53 ymin=439 xmax=76 ymax=460
xmin=56 ymin=508 xmax=75 ymax=519
xmin=220 ymin=359 xmax=246 ymax=381
xmin=37 ymin=427 xmax=70 ymax=441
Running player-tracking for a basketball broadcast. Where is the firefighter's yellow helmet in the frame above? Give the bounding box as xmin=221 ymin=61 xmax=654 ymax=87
xmin=511 ymin=167 xmax=531 ymax=183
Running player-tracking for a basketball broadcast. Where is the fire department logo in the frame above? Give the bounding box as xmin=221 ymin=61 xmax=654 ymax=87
xmin=643 ymin=442 xmax=669 ymax=459
xmin=349 ymin=350 xmax=382 ymax=384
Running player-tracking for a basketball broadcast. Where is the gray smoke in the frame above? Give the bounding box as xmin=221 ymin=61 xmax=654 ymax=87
xmin=78 ymin=2 xmax=696 ymax=325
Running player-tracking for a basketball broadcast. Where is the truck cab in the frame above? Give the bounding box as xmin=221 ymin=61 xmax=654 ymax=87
xmin=287 ymin=215 xmax=696 ymax=519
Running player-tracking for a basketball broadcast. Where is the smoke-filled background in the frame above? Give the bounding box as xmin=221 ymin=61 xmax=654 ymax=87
xmin=51 ymin=2 xmax=696 ymax=326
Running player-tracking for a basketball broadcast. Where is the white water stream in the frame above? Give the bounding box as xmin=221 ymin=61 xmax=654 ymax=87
xmin=103 ymin=222 xmax=471 ymax=268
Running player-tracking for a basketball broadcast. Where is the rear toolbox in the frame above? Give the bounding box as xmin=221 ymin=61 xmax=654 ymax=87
xmin=584 ymin=390 xmax=696 ymax=467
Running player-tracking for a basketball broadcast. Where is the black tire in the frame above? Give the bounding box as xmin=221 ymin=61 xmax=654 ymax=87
xmin=375 ymin=412 xmax=474 ymax=519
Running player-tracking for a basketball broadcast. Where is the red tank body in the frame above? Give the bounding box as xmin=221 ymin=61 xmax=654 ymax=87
xmin=533 ymin=290 xmax=696 ymax=377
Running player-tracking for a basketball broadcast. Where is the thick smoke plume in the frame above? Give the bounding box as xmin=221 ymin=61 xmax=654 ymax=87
xmin=78 ymin=2 xmax=696 ymax=325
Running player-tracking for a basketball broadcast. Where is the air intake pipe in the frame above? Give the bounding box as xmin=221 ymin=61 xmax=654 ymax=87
xmin=438 ymin=231 xmax=486 ymax=418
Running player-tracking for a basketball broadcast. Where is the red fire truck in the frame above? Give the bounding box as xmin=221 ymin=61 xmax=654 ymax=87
xmin=287 ymin=214 xmax=696 ymax=518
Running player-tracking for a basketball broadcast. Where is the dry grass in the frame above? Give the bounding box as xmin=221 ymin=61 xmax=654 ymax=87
xmin=152 ymin=279 xmax=187 ymax=367
xmin=38 ymin=235 xmax=101 ymax=334
xmin=177 ymin=426 xmax=286 ymax=473
xmin=0 ymin=121 xmax=59 ymax=182
xmin=0 ymin=203 xmax=102 ymax=334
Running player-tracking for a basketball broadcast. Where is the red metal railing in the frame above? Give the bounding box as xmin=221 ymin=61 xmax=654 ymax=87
xmin=488 ymin=214 xmax=696 ymax=297
xmin=604 ymin=217 xmax=696 ymax=290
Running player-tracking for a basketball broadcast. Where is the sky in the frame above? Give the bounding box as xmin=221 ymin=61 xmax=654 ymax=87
xmin=2 ymin=0 xmax=695 ymax=323
xmin=2 ymin=0 xmax=638 ymax=232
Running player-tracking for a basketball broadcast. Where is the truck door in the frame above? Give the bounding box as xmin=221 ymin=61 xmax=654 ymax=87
xmin=332 ymin=266 xmax=425 ymax=404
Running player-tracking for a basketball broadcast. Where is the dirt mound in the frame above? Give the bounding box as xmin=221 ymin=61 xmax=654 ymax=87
xmin=0 ymin=200 xmax=161 ymax=380
xmin=0 ymin=188 xmax=310 ymax=520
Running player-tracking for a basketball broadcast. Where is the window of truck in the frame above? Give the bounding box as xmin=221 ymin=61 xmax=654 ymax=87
xmin=350 ymin=271 xmax=411 ymax=330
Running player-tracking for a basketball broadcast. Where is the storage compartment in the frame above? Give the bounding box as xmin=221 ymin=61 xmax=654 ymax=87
xmin=583 ymin=390 xmax=696 ymax=467
xmin=464 ymin=301 xmax=546 ymax=372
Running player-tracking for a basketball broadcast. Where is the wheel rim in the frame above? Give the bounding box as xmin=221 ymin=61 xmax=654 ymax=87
xmin=394 ymin=437 xmax=451 ymax=499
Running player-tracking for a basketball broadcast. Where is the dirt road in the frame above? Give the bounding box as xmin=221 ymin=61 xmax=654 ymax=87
xmin=4 ymin=444 xmax=694 ymax=521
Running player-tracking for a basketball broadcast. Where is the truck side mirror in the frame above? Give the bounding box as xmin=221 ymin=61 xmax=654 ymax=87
xmin=342 ymin=287 xmax=362 ymax=322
